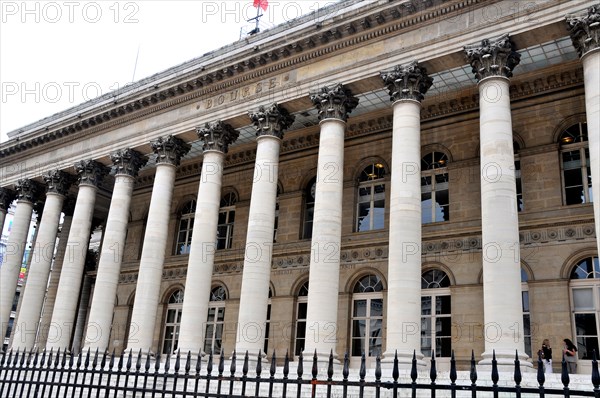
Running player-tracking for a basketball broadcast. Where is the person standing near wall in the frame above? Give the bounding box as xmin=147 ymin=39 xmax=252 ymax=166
xmin=540 ymin=339 xmax=553 ymax=374
xmin=563 ymin=338 xmax=578 ymax=374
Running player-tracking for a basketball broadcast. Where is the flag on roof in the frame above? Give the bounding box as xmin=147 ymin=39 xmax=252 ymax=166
xmin=253 ymin=0 xmax=268 ymax=11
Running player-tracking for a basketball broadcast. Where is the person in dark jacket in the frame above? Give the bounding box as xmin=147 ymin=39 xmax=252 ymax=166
xmin=563 ymin=338 xmax=578 ymax=374
xmin=540 ymin=339 xmax=553 ymax=373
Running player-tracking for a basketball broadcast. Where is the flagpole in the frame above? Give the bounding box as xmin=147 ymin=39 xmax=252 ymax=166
xmin=254 ymin=3 xmax=260 ymax=33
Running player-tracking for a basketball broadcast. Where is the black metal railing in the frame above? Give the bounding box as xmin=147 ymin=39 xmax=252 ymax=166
xmin=1 ymin=347 xmax=599 ymax=398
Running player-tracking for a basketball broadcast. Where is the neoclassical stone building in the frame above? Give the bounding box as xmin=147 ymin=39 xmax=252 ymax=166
xmin=0 ymin=0 xmax=598 ymax=374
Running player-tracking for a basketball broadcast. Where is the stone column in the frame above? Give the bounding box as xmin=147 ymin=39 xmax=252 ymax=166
xmin=12 ymin=171 xmax=73 ymax=351
xmin=178 ymin=122 xmax=238 ymax=355
xmin=380 ymin=61 xmax=433 ymax=367
xmin=567 ymin=5 xmax=600 ymax=257
xmin=0 ymin=179 xmax=40 ymax=344
xmin=236 ymin=104 xmax=294 ymax=358
xmin=126 ymin=135 xmax=190 ymax=354
xmin=0 ymin=188 xmax=16 ymax=235
xmin=465 ymin=34 xmax=530 ymax=368
xmin=304 ymin=84 xmax=358 ymax=361
xmin=84 ymin=149 xmax=146 ymax=352
xmin=47 ymin=160 xmax=108 ymax=351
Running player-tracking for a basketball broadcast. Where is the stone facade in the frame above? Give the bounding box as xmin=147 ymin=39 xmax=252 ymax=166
xmin=0 ymin=0 xmax=599 ymax=377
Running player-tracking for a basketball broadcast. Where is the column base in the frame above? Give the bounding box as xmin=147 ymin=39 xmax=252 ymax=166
xmin=478 ymin=350 xmax=534 ymax=373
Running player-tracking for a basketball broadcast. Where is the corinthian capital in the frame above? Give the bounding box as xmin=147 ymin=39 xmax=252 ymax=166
xmin=0 ymin=187 xmax=16 ymax=211
xmin=310 ymin=83 xmax=359 ymax=122
xmin=567 ymin=4 xmax=600 ymax=58
xmin=74 ymin=160 xmax=109 ymax=187
xmin=464 ymin=33 xmax=521 ymax=81
xmin=151 ymin=135 xmax=191 ymax=166
xmin=15 ymin=179 xmax=42 ymax=203
xmin=248 ymin=103 xmax=295 ymax=139
xmin=110 ymin=148 xmax=147 ymax=177
xmin=43 ymin=170 xmax=74 ymax=196
xmin=196 ymin=121 xmax=239 ymax=153
xmin=381 ymin=61 xmax=433 ymax=103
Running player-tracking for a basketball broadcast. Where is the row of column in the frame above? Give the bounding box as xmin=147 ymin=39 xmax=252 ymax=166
xmin=0 ymin=7 xmax=598 ymax=367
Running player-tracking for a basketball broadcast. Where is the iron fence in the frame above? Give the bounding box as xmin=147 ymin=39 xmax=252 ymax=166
xmin=1 ymin=347 xmax=599 ymax=398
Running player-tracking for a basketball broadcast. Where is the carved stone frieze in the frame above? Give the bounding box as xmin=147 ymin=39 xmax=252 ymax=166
xmin=196 ymin=121 xmax=239 ymax=153
xmin=0 ymin=187 xmax=16 ymax=211
xmin=567 ymin=4 xmax=600 ymax=58
xmin=15 ymin=179 xmax=42 ymax=203
xmin=151 ymin=135 xmax=191 ymax=166
xmin=110 ymin=148 xmax=147 ymax=177
xmin=464 ymin=33 xmax=521 ymax=81
xmin=310 ymin=84 xmax=359 ymax=122
xmin=380 ymin=61 xmax=433 ymax=103
xmin=248 ymin=103 xmax=295 ymax=139
xmin=74 ymin=159 xmax=109 ymax=187
xmin=43 ymin=170 xmax=74 ymax=196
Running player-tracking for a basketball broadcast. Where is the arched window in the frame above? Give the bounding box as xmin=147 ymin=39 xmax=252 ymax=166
xmin=217 ymin=193 xmax=236 ymax=250
xmin=204 ymin=285 xmax=227 ymax=355
xmin=521 ymin=268 xmax=531 ymax=356
xmin=356 ymin=162 xmax=386 ymax=232
xmin=569 ymin=256 xmax=600 ymax=359
xmin=162 ymin=289 xmax=184 ymax=354
xmin=302 ymin=177 xmax=317 ymax=239
xmin=351 ymin=275 xmax=384 ymax=357
xmin=421 ymin=269 xmax=451 ymax=357
xmin=175 ymin=200 xmax=196 ymax=255
xmin=421 ymin=152 xmax=449 ymax=223
xmin=264 ymin=288 xmax=273 ymax=354
xmin=514 ymin=142 xmax=523 ymax=212
xmin=560 ymin=122 xmax=592 ymax=205
xmin=294 ymin=281 xmax=309 ymax=356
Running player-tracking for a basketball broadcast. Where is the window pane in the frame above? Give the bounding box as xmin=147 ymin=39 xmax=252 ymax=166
xmin=577 ymin=336 xmax=599 ymax=360
xmin=436 ymin=317 xmax=451 ymax=337
xmin=352 ymin=337 xmax=364 ymax=356
xmin=357 ymin=203 xmax=371 ymax=232
xmin=421 ymin=296 xmax=432 ymax=316
xmin=575 ymin=313 xmax=598 ymax=336
xmin=522 ymin=291 xmax=529 ymax=312
xmin=352 ymin=320 xmax=366 ymax=338
xmin=371 ymin=299 xmax=383 ymax=317
xmin=573 ymin=288 xmax=594 ymax=310
xmin=353 ymin=300 xmax=367 ymax=317
xmin=436 ymin=296 xmax=451 ymax=315
xmin=437 ymin=336 xmax=452 ymax=357
xmin=298 ymin=302 xmax=307 ymax=319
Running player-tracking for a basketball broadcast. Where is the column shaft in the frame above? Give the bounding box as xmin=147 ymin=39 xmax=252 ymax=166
xmin=0 ymin=199 xmax=34 ymax=341
xmin=178 ymin=151 xmax=224 ymax=354
xmin=385 ymin=100 xmax=423 ymax=363
xmin=48 ymin=184 xmax=98 ymax=350
xmin=84 ymin=174 xmax=135 ymax=351
xmin=304 ymin=119 xmax=346 ymax=359
xmin=236 ymin=135 xmax=280 ymax=355
xmin=13 ymin=193 xmax=64 ymax=350
xmin=127 ymin=163 xmax=176 ymax=353
xmin=479 ymin=77 xmax=525 ymax=362
xmin=582 ymin=52 xmax=600 ymax=256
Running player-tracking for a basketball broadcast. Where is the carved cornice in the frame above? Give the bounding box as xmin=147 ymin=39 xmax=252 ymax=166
xmin=0 ymin=187 xmax=16 ymax=211
xmin=196 ymin=121 xmax=239 ymax=153
xmin=249 ymin=103 xmax=295 ymax=139
xmin=151 ymin=135 xmax=191 ymax=166
xmin=464 ymin=33 xmax=521 ymax=81
xmin=43 ymin=170 xmax=74 ymax=196
xmin=15 ymin=179 xmax=42 ymax=203
xmin=310 ymin=84 xmax=359 ymax=122
xmin=110 ymin=148 xmax=147 ymax=177
xmin=381 ymin=61 xmax=434 ymax=103
xmin=567 ymin=4 xmax=600 ymax=58
xmin=0 ymin=0 xmax=463 ymax=159
xmin=74 ymin=159 xmax=109 ymax=188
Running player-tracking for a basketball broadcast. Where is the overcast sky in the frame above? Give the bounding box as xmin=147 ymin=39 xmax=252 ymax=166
xmin=0 ymin=0 xmax=342 ymax=142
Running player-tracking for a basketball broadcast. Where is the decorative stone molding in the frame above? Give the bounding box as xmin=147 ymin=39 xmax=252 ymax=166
xmin=310 ymin=83 xmax=359 ymax=122
xmin=74 ymin=159 xmax=109 ymax=187
xmin=567 ymin=4 xmax=600 ymax=58
xmin=464 ymin=33 xmax=521 ymax=81
xmin=196 ymin=121 xmax=239 ymax=153
xmin=43 ymin=170 xmax=74 ymax=196
xmin=0 ymin=187 xmax=16 ymax=211
xmin=110 ymin=148 xmax=147 ymax=177
xmin=380 ymin=61 xmax=433 ymax=103
xmin=248 ymin=103 xmax=295 ymax=139
xmin=15 ymin=179 xmax=41 ymax=203
xmin=151 ymin=135 xmax=191 ymax=166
